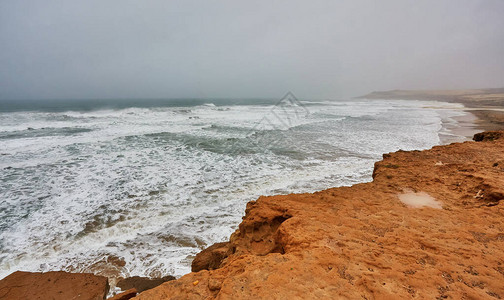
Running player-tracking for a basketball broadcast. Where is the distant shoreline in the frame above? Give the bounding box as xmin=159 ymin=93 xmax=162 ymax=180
xmin=358 ymin=88 xmax=504 ymax=132
xmin=438 ymin=112 xmax=479 ymax=145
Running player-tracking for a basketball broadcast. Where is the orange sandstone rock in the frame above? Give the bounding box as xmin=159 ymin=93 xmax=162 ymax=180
xmin=134 ymin=131 xmax=504 ymax=299
xmin=0 ymin=271 xmax=109 ymax=300
xmin=191 ymin=242 xmax=232 ymax=272
xmin=116 ymin=275 xmax=175 ymax=293
xmin=107 ymin=288 xmax=137 ymax=300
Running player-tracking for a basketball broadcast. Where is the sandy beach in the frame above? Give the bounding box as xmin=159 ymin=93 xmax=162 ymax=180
xmin=359 ymin=88 xmax=504 ymax=141
xmin=469 ymin=109 xmax=504 ymax=131
xmin=439 ymin=112 xmax=481 ymax=144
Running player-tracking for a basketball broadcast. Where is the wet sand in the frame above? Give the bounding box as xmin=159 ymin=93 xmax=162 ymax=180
xmin=358 ymin=88 xmax=504 ymax=141
xmin=442 ymin=107 xmax=504 ymax=143
xmin=469 ymin=109 xmax=504 ymax=131
xmin=439 ymin=111 xmax=481 ymax=144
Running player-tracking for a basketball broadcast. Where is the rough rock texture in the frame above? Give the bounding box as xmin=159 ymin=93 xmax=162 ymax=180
xmin=192 ymin=242 xmax=233 ymax=272
xmin=473 ymin=131 xmax=504 ymax=142
xmin=116 ymin=276 xmax=175 ymax=293
xmin=0 ymin=271 xmax=109 ymax=300
xmin=107 ymin=288 xmax=137 ymax=300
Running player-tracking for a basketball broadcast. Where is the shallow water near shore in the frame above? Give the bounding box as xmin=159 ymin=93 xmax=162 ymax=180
xmin=0 ymin=98 xmax=474 ymax=280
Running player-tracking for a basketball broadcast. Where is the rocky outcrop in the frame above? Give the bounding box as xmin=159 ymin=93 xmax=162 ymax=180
xmin=473 ymin=131 xmax=504 ymax=142
xmin=0 ymin=271 xmax=175 ymax=299
xmin=191 ymin=242 xmax=233 ymax=272
xmin=134 ymin=131 xmax=504 ymax=299
xmin=107 ymin=288 xmax=137 ymax=300
xmin=0 ymin=271 xmax=109 ymax=300
xmin=116 ymin=275 xmax=175 ymax=293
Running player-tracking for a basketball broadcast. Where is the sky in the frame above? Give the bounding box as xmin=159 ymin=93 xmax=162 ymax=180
xmin=0 ymin=0 xmax=503 ymax=100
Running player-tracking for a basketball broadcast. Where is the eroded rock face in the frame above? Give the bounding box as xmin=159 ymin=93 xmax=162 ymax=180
xmin=191 ymin=242 xmax=233 ymax=272
xmin=191 ymin=209 xmax=293 ymax=273
xmin=116 ymin=276 xmax=175 ymax=293
xmin=133 ymin=131 xmax=504 ymax=299
xmin=473 ymin=131 xmax=504 ymax=141
xmin=107 ymin=288 xmax=137 ymax=300
xmin=0 ymin=271 xmax=109 ymax=300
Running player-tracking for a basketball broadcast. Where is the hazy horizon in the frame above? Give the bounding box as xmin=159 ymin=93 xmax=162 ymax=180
xmin=1 ymin=0 xmax=503 ymax=100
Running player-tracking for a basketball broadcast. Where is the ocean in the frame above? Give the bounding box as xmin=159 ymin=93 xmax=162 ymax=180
xmin=0 ymin=97 xmax=472 ymax=280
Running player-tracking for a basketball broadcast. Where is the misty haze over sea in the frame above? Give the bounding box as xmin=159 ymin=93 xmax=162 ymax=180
xmin=1 ymin=1 xmax=503 ymax=100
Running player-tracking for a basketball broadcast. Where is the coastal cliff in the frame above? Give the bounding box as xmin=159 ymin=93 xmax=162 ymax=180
xmin=1 ymin=131 xmax=503 ymax=299
xmin=134 ymin=131 xmax=504 ymax=299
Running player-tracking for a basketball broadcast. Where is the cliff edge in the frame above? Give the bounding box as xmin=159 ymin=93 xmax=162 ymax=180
xmin=134 ymin=131 xmax=504 ymax=299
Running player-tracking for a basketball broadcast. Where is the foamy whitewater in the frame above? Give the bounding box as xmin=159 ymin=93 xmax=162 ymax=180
xmin=0 ymin=98 xmax=472 ymax=280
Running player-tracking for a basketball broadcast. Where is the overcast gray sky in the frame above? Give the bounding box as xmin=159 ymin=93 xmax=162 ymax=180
xmin=1 ymin=0 xmax=503 ymax=100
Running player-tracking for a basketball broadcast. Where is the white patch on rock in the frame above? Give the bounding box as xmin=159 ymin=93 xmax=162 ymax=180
xmin=398 ymin=191 xmax=442 ymax=209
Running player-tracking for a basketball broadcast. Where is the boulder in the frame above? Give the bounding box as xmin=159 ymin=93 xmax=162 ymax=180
xmin=473 ymin=131 xmax=504 ymax=141
xmin=191 ymin=242 xmax=232 ymax=272
xmin=107 ymin=288 xmax=137 ymax=300
xmin=0 ymin=271 xmax=109 ymax=300
xmin=116 ymin=276 xmax=175 ymax=293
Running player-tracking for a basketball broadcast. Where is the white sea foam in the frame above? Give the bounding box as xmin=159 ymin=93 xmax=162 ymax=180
xmin=0 ymin=99 xmax=473 ymax=280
